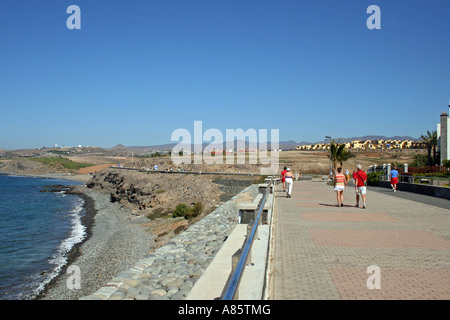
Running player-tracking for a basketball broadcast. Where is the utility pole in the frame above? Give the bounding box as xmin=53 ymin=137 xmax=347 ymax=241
xmin=325 ymin=136 xmax=332 ymax=178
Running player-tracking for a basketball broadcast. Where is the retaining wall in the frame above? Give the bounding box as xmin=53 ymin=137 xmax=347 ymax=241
xmin=378 ymin=181 xmax=450 ymax=200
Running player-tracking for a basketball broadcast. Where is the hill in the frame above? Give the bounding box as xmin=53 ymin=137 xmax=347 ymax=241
xmin=109 ymin=135 xmax=420 ymax=154
xmin=0 ymin=135 xmax=421 ymax=158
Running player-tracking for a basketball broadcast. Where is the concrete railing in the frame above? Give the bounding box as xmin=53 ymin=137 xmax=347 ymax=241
xmin=219 ymin=177 xmax=273 ymax=300
xmin=186 ymin=178 xmax=274 ymax=300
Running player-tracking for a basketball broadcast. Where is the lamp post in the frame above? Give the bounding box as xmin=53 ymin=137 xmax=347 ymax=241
xmin=325 ymin=136 xmax=332 ymax=178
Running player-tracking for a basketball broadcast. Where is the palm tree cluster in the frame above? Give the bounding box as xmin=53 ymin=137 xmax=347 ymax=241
xmin=328 ymin=140 xmax=355 ymax=172
xmin=420 ymin=130 xmax=438 ymax=166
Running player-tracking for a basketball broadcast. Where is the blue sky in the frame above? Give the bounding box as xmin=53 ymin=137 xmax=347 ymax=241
xmin=1 ymin=0 xmax=449 ymax=149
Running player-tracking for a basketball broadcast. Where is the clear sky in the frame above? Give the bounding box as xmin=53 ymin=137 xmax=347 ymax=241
xmin=1 ymin=0 xmax=449 ymax=149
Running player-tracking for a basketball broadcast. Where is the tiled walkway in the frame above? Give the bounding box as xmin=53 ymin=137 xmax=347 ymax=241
xmin=267 ymin=179 xmax=450 ymax=300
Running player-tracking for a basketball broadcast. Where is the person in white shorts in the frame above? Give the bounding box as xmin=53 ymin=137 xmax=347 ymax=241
xmin=333 ymin=167 xmax=348 ymax=207
xmin=354 ymin=165 xmax=368 ymax=209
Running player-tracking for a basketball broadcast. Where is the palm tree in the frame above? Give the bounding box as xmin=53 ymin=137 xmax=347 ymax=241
xmin=421 ymin=130 xmax=437 ymax=166
xmin=328 ymin=140 xmax=341 ymax=171
xmin=328 ymin=140 xmax=355 ymax=171
xmin=338 ymin=147 xmax=355 ymax=168
xmin=431 ymin=131 xmax=438 ymax=165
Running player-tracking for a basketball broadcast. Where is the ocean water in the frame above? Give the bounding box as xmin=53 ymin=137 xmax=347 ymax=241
xmin=0 ymin=174 xmax=85 ymax=300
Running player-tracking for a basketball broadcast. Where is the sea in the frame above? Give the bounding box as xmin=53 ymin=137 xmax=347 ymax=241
xmin=0 ymin=174 xmax=86 ymax=300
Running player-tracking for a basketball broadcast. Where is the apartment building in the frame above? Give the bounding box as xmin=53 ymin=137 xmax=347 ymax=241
xmin=296 ymin=139 xmax=422 ymax=151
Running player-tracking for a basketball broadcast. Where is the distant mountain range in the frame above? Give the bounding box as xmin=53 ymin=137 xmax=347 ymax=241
xmin=111 ymin=135 xmax=420 ymax=153
xmin=0 ymin=135 xmax=420 ymax=156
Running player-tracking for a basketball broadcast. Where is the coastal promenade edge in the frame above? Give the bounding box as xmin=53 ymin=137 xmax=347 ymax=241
xmin=266 ymin=179 xmax=450 ymax=300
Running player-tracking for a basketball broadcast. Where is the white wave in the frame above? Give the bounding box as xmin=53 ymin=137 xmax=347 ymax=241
xmin=31 ymin=197 xmax=87 ymax=297
xmin=58 ymin=198 xmax=86 ymax=255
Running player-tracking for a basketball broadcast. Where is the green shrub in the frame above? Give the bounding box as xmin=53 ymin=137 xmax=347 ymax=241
xmin=367 ymin=171 xmax=384 ymax=186
xmin=409 ymin=154 xmax=428 ymax=168
xmin=30 ymin=157 xmax=92 ymax=170
xmin=186 ymin=202 xmax=204 ymax=219
xmin=443 ymin=159 xmax=450 ymax=168
xmin=172 ymin=203 xmax=189 ymax=218
xmin=172 ymin=202 xmax=204 ymax=220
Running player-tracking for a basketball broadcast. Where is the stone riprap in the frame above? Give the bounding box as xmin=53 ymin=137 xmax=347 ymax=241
xmin=79 ymin=184 xmax=259 ymax=300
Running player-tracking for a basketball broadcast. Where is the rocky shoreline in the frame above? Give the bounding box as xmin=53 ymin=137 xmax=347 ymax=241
xmin=33 ymin=187 xmax=97 ymax=300
xmin=36 ymin=185 xmax=155 ymax=300
xmin=30 ymin=172 xmax=258 ymax=300
xmin=79 ymin=183 xmax=259 ymax=300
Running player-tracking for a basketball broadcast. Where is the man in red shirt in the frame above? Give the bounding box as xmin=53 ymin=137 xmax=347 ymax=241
xmin=281 ymin=167 xmax=287 ymax=192
xmin=354 ymin=165 xmax=368 ymax=209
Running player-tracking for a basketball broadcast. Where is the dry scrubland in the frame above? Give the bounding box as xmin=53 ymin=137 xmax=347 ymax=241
xmin=0 ymin=149 xmax=425 ymax=176
xmin=110 ymin=149 xmax=426 ymax=175
xmin=0 ymin=149 xmax=426 ymax=251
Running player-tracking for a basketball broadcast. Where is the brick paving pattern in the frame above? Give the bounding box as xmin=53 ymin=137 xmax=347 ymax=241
xmin=267 ymin=179 xmax=450 ymax=300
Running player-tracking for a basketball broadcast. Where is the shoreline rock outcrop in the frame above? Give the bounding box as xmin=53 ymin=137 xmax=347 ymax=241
xmin=0 ymin=159 xmax=57 ymax=175
xmin=86 ymin=168 xmax=224 ymax=215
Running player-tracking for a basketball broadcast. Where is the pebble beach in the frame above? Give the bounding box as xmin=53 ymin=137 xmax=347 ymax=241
xmin=36 ymin=178 xmax=258 ymax=300
xmin=36 ymin=185 xmax=155 ymax=300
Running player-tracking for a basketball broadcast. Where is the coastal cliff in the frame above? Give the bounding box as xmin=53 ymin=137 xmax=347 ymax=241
xmin=85 ymin=168 xmax=256 ymax=249
xmin=0 ymin=159 xmax=57 ymax=175
xmin=86 ymin=168 xmax=223 ymax=215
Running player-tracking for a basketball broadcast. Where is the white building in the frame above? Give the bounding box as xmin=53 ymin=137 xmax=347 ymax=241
xmin=437 ymin=99 xmax=450 ymax=164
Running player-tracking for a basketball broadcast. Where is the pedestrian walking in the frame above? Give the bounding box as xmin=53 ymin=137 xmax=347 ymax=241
xmin=281 ymin=167 xmax=287 ymax=192
xmin=334 ymin=167 xmax=347 ymax=207
xmin=284 ymin=168 xmax=294 ymax=198
xmin=390 ymin=166 xmax=399 ymax=192
xmin=354 ymin=164 xmax=368 ymax=209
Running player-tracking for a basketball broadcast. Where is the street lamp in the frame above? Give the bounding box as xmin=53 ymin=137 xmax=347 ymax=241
xmin=325 ymin=136 xmax=332 ymax=178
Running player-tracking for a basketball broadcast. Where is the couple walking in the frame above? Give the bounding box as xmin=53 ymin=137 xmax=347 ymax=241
xmin=334 ymin=165 xmax=367 ymax=208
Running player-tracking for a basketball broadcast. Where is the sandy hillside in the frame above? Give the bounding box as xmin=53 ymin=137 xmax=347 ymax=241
xmin=115 ymin=149 xmax=425 ymax=175
xmin=77 ymin=163 xmax=114 ymax=174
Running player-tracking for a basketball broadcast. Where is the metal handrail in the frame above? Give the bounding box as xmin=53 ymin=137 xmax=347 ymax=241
xmin=219 ymin=177 xmax=273 ymax=300
xmin=401 ymin=174 xmax=450 ymax=185
xmin=401 ymin=174 xmax=450 ymax=180
xmin=379 ymin=174 xmax=450 ymax=186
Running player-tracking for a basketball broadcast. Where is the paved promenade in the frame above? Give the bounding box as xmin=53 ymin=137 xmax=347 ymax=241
xmin=267 ymin=179 xmax=450 ymax=300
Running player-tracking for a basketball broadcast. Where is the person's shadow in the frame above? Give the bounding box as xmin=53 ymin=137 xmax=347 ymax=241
xmin=275 ymin=190 xmax=287 ymax=198
xmin=318 ymin=203 xmax=352 ymax=207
